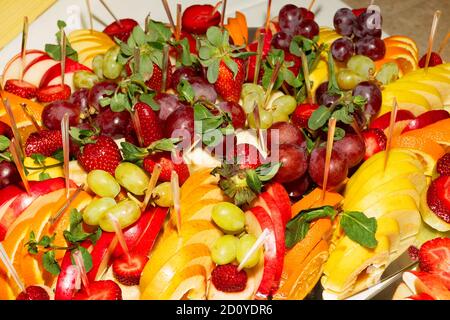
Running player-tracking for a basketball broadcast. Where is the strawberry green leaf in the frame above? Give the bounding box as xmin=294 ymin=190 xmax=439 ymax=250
xmin=132 ymin=26 xmax=147 ymax=46
xmin=206 ymin=27 xmax=224 ymax=47
xmin=207 ymin=59 xmax=220 ymax=84
xmin=140 ymin=92 xmax=160 ymax=111
xmin=178 ymin=80 xmax=196 ymax=104
xmin=121 ymin=142 xmax=149 ymax=161
xmin=255 ymin=162 xmax=281 ymax=181
xmin=147 ymin=20 xmax=172 ymax=43
xmin=223 ymin=56 xmax=239 ymax=79
xmin=246 ymin=169 xmax=262 ymax=193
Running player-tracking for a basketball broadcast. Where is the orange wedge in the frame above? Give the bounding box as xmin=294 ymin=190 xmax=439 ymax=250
xmin=384 ymin=38 xmax=419 ymax=60
xmin=291 ymin=188 xmax=344 ymax=218
xmin=384 ymin=35 xmax=419 ymax=55
xmin=392 ymin=135 xmax=446 ymax=175
xmin=404 ymin=118 xmax=450 ymax=146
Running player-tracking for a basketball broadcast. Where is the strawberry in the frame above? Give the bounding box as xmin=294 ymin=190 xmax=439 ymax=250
xmin=226 ymin=143 xmax=263 ymax=170
xmin=16 ymin=286 xmax=50 ymax=300
xmin=361 ymin=128 xmax=387 ymax=160
xmin=76 ymin=135 xmax=122 ymax=175
xmin=25 ymin=130 xmax=63 ymax=157
xmin=352 ymin=8 xmax=366 ymax=17
xmin=145 ymin=62 xmax=173 ymax=93
xmin=247 ymin=28 xmax=273 ymax=83
xmin=427 ymin=176 xmax=450 ymax=223
xmin=409 ymin=271 xmax=450 ymax=300
xmin=37 ymin=84 xmax=71 ymax=103
xmin=198 ymin=27 xmax=253 ymax=103
xmin=112 ymin=253 xmax=148 ymax=286
xmin=73 ymin=280 xmax=122 ymax=300
xmin=211 ymin=264 xmax=247 ymax=293
xmin=419 ymin=52 xmax=443 ymax=68
xmin=291 ymin=103 xmax=319 ymax=129
xmin=143 ymin=152 xmax=189 ymax=184
xmin=134 ymin=102 xmax=163 ymax=147
xmin=437 ymin=153 xmax=450 ymax=176
xmin=408 ymin=245 xmax=419 ymax=261
xmin=419 ymin=237 xmax=450 ymax=289
xmin=103 ymin=18 xmax=138 ymax=42
xmin=182 ymin=4 xmax=221 ymax=35
xmin=4 ymin=79 xmax=37 ymax=99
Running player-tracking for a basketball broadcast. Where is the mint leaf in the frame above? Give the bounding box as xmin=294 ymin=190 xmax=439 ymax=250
xmin=31 ymin=153 xmax=46 ymax=166
xmin=340 ymin=211 xmax=378 ymax=249
xmin=70 ymin=247 xmax=93 ymax=273
xmin=43 ymin=251 xmax=60 ymax=275
xmin=39 ymin=172 xmax=51 ymax=181
xmin=63 ymin=209 xmax=93 ymax=244
xmin=0 ymin=135 xmax=10 ymax=151
xmin=308 ymin=105 xmax=331 ymax=130
xmin=246 ymin=169 xmax=262 ymax=193
xmin=255 ymin=162 xmax=281 ymax=182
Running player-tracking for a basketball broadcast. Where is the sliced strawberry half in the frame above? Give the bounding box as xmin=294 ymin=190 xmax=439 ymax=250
xmin=112 ymin=253 xmax=149 ymax=286
xmin=73 ymin=280 xmax=122 ymax=300
xmin=103 ymin=18 xmax=138 ymax=42
xmin=361 ymin=128 xmax=387 ymax=160
xmin=419 ymin=237 xmax=450 ymax=289
xmin=4 ymin=79 xmax=37 ymax=99
xmin=409 ymin=271 xmax=450 ymax=300
xmin=419 ymin=52 xmax=443 ymax=68
xmin=37 ymin=84 xmax=71 ymax=103
xmin=427 ymin=176 xmax=450 ymax=223
xmin=437 ymin=153 xmax=450 ymax=176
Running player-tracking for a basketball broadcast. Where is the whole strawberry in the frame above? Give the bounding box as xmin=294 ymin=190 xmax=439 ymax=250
xmin=25 ymin=130 xmax=63 ymax=157
xmin=134 ymin=102 xmax=163 ymax=147
xmin=74 ymin=132 xmax=122 ymax=175
xmin=143 ymin=152 xmax=189 ymax=184
xmin=291 ymin=103 xmax=319 ymax=128
xmin=145 ymin=63 xmax=173 ymax=92
xmin=436 ymin=153 xmax=450 ymax=176
xmin=198 ymin=27 xmax=254 ymax=103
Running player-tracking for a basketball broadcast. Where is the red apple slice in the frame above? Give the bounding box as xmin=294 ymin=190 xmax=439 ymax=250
xmin=39 ymin=58 xmax=92 ymax=88
xmin=87 ymin=232 xmax=118 ymax=282
xmin=401 ymin=110 xmax=450 ymax=134
xmin=23 ymin=53 xmax=53 ymax=74
xmin=2 ymin=50 xmax=46 ymax=85
xmin=265 ymin=183 xmax=291 ymax=225
xmin=370 ymin=110 xmax=416 ymax=131
xmin=23 ymin=57 xmax=59 ymax=87
xmin=246 ymin=206 xmax=278 ymax=300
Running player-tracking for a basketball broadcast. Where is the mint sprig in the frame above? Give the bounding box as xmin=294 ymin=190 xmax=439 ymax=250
xmin=45 ymin=20 xmax=78 ymax=61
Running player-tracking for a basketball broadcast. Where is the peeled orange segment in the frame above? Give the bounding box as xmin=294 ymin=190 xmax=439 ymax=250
xmin=291 ymin=188 xmax=343 ymax=218
xmin=385 ymin=81 xmax=443 ymax=108
xmin=404 ymin=118 xmax=450 ymax=146
xmin=382 ymin=89 xmax=431 ymax=116
xmin=392 ymin=135 xmax=446 ymax=175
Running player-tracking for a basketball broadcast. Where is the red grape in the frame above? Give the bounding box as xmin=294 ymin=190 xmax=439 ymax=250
xmin=217 ymin=101 xmax=246 ymax=129
xmin=316 ymin=82 xmax=341 ymax=107
xmin=294 ymin=19 xmax=319 ymax=39
xmin=332 ymin=133 xmax=365 ymax=168
xmin=353 ymin=11 xmax=382 ymax=39
xmin=70 ymin=89 xmax=90 ymax=119
xmin=333 ymin=8 xmax=356 ymax=37
xmin=94 ymin=108 xmax=131 ymax=139
xmin=355 ymin=36 xmax=385 ymax=61
xmin=284 ymin=174 xmax=311 ymax=198
xmin=171 ymin=66 xmax=200 ymax=89
xmin=308 ymin=147 xmax=348 ymax=188
xmin=272 ymin=144 xmax=309 ymax=183
xmin=267 ymin=122 xmax=305 ymax=146
xmin=0 ymin=162 xmax=20 ymax=189
xmin=189 ymin=77 xmax=218 ymax=103
xmin=42 ymin=101 xmax=80 ymax=130
xmin=299 ymin=7 xmax=315 ymax=20
xmin=278 ymin=4 xmax=303 ymax=34
xmin=352 ymin=81 xmax=382 ymax=117
xmin=88 ymin=82 xmax=118 ymax=111
xmin=271 ymin=32 xmax=293 ymax=51
xmin=331 ymin=37 xmax=355 ymax=63
xmin=164 ymin=105 xmax=194 ymax=142
xmin=0 ymin=121 xmax=13 ymax=139
xmin=155 ymin=93 xmax=185 ymax=121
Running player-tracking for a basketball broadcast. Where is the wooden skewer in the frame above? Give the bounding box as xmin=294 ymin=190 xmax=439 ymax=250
xmin=175 ymin=4 xmax=182 ymax=41
xmin=49 ymin=184 xmax=84 ymax=224
xmin=2 ymin=98 xmax=24 ymax=158
xmin=60 ymin=29 xmax=66 ymax=87
xmin=133 ymin=47 xmax=141 ymax=74
xmin=220 ymin=0 xmax=228 ymax=29
xmin=20 ymin=103 xmax=41 ymax=132
xmin=263 ymin=61 xmax=282 ymax=108
xmin=252 ymin=101 xmax=261 ymax=129
xmin=142 ymin=163 xmax=162 ymax=210
xmin=424 ymin=10 xmax=442 ymax=71
xmin=131 ymin=110 xmax=144 ymax=147
xmin=237 ymin=229 xmax=269 ymax=272
xmin=438 ymin=32 xmax=450 ymax=56
xmin=85 ymin=0 xmax=94 ymax=31
xmin=109 ymin=214 xmax=131 ymax=262
xmin=307 ymin=0 xmax=317 ymax=12
xmin=99 ymin=0 xmax=122 ymax=27
xmin=253 ymin=33 xmax=264 ymax=85
xmin=383 ymin=97 xmax=398 ymax=172
xmin=161 ymin=0 xmax=176 ymax=34
xmin=9 ymin=138 xmax=30 ymax=194
xmin=161 ymin=45 xmax=170 ymax=93
xmin=61 ymin=113 xmax=70 ymax=199
xmin=145 ymin=12 xmax=151 ymax=34
xmin=265 ymin=0 xmax=272 ymax=32
xmin=0 ymin=243 xmax=25 ymax=292
xmin=72 ymin=250 xmax=90 ymax=295
xmin=171 ymin=170 xmax=181 ymax=236
xmin=321 ymin=118 xmax=337 ymax=202
xmin=299 ymin=49 xmax=313 ymax=104
xmin=20 ymin=17 xmax=29 ymax=82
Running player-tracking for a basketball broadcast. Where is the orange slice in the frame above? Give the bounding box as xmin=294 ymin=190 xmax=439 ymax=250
xmin=291 ymin=188 xmax=344 ymax=218
xmin=405 ymin=118 xmax=450 ymax=146
xmin=384 ymin=38 xmax=419 ymax=61
xmin=383 ymin=46 xmax=418 ymax=74
xmin=385 ymin=35 xmax=419 ymax=55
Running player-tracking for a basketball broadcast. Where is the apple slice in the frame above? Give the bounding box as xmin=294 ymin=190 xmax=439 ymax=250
xmin=265 ymin=183 xmax=291 ymax=224
xmin=402 ymin=109 xmax=450 ymax=134
xmin=87 ymin=232 xmax=118 ymax=282
xmin=2 ymin=50 xmax=46 ymax=85
xmin=22 ymin=57 xmax=59 ymax=87
xmin=40 ymin=58 xmax=92 ymax=89
xmin=370 ymin=110 xmax=415 ymax=131
xmin=246 ymin=206 xmax=279 ymax=299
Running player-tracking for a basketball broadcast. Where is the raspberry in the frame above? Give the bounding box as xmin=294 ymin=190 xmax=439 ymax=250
xmin=211 ymin=264 xmax=247 ymax=293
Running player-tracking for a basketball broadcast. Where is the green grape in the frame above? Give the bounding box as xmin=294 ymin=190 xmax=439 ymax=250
xmin=241 ymin=83 xmax=265 ymax=98
xmin=236 ymin=234 xmax=262 ymax=269
xmin=99 ymin=199 xmax=141 ymax=231
xmin=92 ymin=54 xmax=104 ymax=79
xmin=272 ymin=95 xmax=297 ymax=116
xmin=337 ymin=69 xmax=364 ymax=90
xmin=376 ymin=62 xmax=399 ymax=85
xmin=73 ymin=71 xmax=100 ymax=89
xmin=87 ymin=170 xmax=121 ymax=198
xmin=242 ymin=92 xmax=263 ymax=114
xmin=152 ymin=182 xmax=173 ymax=207
xmin=102 ymin=46 xmax=123 ymax=80
xmin=211 ymin=235 xmax=239 ymax=265
xmin=248 ymin=108 xmax=273 ymax=129
xmin=115 ymin=162 xmax=150 ymax=196
xmin=211 ymin=202 xmax=246 ymax=234
xmin=347 ymin=54 xmax=375 ymax=79
xmin=83 ymin=197 xmax=116 ymax=226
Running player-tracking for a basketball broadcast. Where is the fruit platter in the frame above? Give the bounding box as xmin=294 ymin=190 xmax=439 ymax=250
xmin=0 ymin=0 xmax=449 ymax=301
